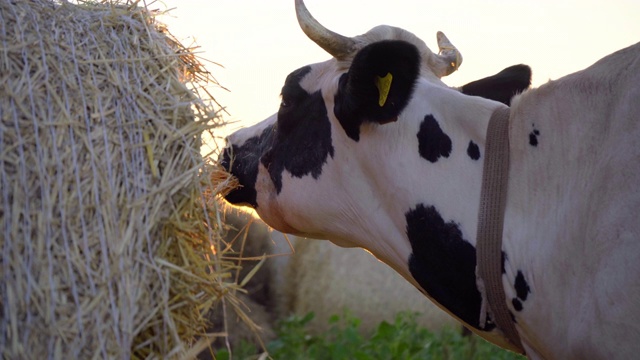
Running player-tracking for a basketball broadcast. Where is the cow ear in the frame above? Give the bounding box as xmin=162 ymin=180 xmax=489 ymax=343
xmin=461 ymin=64 xmax=532 ymax=106
xmin=334 ymin=40 xmax=421 ymax=141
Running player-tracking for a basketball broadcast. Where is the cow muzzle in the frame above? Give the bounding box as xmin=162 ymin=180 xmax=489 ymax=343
xmin=220 ymin=145 xmax=259 ymax=208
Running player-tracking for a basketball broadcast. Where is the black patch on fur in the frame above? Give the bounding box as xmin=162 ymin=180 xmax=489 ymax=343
xmin=418 ymin=115 xmax=452 ymax=163
xmin=221 ymin=126 xmax=275 ymax=208
xmin=514 ymin=271 xmax=530 ymax=301
xmin=261 ymin=66 xmax=335 ymax=193
xmin=511 ymin=271 xmax=530 ymax=312
xmin=277 ymin=66 xmax=313 ymax=134
xmin=334 ymin=73 xmax=361 ymax=141
xmin=405 ymin=204 xmax=494 ymax=331
xmin=512 ymin=298 xmax=523 ymax=312
xmin=334 ymin=40 xmax=420 ymax=141
xmin=467 ymin=141 xmax=480 ymax=161
xmin=529 ymin=129 xmax=540 ymax=147
xmin=461 ymin=64 xmax=532 ymax=106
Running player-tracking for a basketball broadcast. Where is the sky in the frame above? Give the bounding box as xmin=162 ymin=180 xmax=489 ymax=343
xmin=158 ymin=0 xmax=640 ymax=140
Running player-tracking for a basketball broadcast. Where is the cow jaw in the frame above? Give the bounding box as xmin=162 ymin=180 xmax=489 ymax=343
xmin=253 ymin=163 xmax=299 ymax=235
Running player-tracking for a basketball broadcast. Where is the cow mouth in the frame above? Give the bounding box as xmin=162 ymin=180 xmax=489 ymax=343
xmin=213 ymin=163 xmax=240 ymax=199
xmin=219 ymin=146 xmax=258 ymax=208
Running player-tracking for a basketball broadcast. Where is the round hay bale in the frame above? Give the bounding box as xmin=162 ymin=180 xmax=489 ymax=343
xmin=0 ymin=0 xmax=240 ymax=358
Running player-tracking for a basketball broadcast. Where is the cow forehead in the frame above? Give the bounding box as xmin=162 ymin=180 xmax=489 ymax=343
xmin=357 ymin=25 xmax=430 ymax=55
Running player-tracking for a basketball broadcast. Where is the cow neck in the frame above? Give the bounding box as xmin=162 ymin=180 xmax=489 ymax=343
xmin=476 ymin=106 xmax=526 ymax=355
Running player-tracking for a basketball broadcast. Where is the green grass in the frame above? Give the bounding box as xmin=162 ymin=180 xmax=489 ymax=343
xmin=216 ymin=311 xmax=526 ymax=360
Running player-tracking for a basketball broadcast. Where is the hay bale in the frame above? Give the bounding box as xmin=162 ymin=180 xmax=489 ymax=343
xmin=0 ymin=0 xmax=242 ymax=358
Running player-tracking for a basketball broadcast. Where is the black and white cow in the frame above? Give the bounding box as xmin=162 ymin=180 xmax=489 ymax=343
xmin=221 ymin=1 xmax=640 ymax=358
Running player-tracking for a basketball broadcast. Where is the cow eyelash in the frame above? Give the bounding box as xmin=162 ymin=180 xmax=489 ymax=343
xmin=280 ymin=94 xmax=296 ymax=109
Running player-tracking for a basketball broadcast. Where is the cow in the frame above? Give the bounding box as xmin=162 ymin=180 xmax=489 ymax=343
xmin=220 ymin=0 xmax=640 ymax=358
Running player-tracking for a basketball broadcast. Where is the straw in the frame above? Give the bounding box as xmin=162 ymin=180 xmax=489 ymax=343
xmin=0 ymin=0 xmax=248 ymax=358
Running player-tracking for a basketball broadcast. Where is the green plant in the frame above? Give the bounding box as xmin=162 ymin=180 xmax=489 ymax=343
xmin=216 ymin=311 xmax=525 ymax=360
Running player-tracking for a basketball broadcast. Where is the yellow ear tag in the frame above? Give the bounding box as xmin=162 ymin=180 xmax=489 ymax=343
xmin=375 ymin=72 xmax=393 ymax=107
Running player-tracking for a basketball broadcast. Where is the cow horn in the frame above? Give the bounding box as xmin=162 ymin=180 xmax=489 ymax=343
xmin=295 ymin=0 xmax=356 ymax=59
xmin=436 ymin=31 xmax=463 ymax=76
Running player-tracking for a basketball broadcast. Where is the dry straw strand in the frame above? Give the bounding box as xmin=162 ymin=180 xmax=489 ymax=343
xmin=0 ymin=0 xmax=244 ymax=358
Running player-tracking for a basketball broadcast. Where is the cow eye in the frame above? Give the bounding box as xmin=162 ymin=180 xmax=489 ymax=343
xmin=280 ymin=99 xmax=289 ymax=108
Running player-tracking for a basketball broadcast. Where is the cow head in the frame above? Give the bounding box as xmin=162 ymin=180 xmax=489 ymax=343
xmin=221 ymin=0 xmax=530 ymax=344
